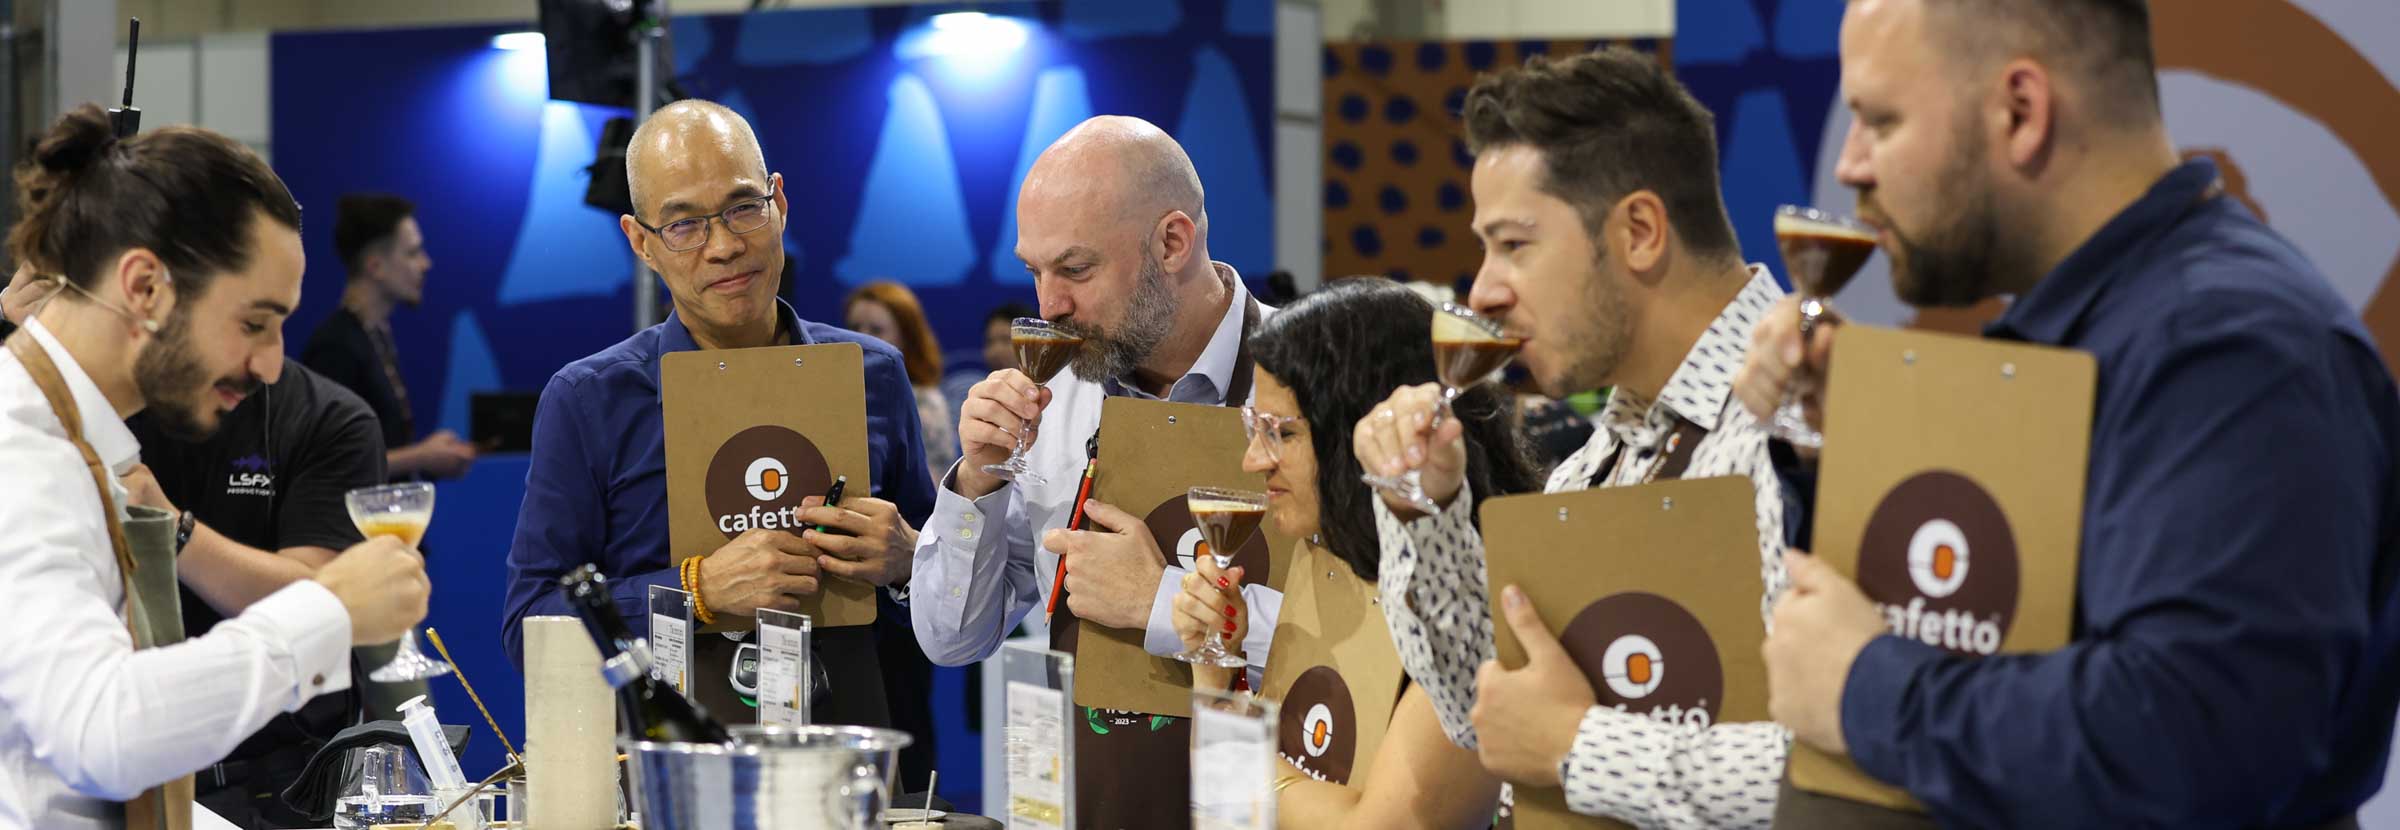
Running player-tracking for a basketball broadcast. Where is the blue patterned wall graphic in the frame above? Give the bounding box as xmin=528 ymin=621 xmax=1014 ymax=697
xmin=1674 ymin=0 xmax=1845 ymax=288
xmin=991 ymin=66 xmax=1095 ymax=283
xmin=275 ymin=0 xmax=1273 ymax=444
xmin=836 ymin=73 xmax=978 ymax=287
xmin=1061 ymin=0 xmax=1183 ymax=39
xmin=735 ymin=6 xmax=874 ymax=65
xmin=494 ymin=102 xmax=636 ymax=306
xmin=1175 ymin=47 xmax=1272 ymax=282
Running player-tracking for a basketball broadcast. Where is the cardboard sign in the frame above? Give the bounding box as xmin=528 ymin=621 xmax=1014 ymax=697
xmin=1481 ymin=476 xmax=1770 ymax=830
xmin=1257 ymin=543 xmax=1407 ymax=790
xmin=1063 ymin=398 xmax=1299 ymax=717
xmin=1785 ymin=325 xmax=2093 ymax=814
xmin=662 ymin=343 xmax=876 ymax=629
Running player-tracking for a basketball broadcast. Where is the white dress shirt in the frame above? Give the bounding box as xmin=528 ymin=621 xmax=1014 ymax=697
xmin=912 ymin=264 xmax=1283 ymax=674
xmin=1375 ymin=267 xmax=1792 ymax=828
xmin=0 ymin=319 xmax=353 ymax=830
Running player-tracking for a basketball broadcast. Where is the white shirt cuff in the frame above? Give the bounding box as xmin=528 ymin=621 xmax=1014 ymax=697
xmin=239 ymin=579 xmax=354 ymax=709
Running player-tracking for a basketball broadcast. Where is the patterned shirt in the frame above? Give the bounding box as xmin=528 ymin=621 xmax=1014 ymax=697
xmin=1373 ymin=266 xmax=1791 ymax=829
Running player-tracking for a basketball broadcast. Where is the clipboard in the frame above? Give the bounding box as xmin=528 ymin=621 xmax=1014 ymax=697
xmin=1785 ymin=325 xmax=2093 ymax=813
xmin=1481 ymin=476 xmax=1769 ymax=830
xmin=1062 ymin=397 xmax=1299 ymax=717
xmin=1258 ymin=543 xmax=1407 ymax=789
xmin=662 ymin=342 xmax=877 ymax=629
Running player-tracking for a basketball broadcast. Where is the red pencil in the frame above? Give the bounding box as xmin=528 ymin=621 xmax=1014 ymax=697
xmin=1047 ymin=435 xmax=1101 ymax=618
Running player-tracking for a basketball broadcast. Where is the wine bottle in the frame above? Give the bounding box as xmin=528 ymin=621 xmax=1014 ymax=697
xmin=559 ymin=564 xmax=732 ymax=743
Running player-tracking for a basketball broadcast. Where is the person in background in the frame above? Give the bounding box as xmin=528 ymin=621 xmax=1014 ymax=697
xmin=980 ymin=301 xmax=1033 ymax=375
xmin=1736 ymin=1 xmax=2400 ymax=825
xmin=0 ymin=104 xmax=429 ymax=830
xmin=1174 ymin=278 xmax=1541 ymax=828
xmin=838 ymin=279 xmax=950 ymax=788
xmin=123 ymin=357 xmax=391 ymax=828
xmin=301 ymin=194 xmax=478 ymax=481
xmin=500 ymin=100 xmax=936 ymax=744
xmin=846 ymin=280 xmax=959 ymax=482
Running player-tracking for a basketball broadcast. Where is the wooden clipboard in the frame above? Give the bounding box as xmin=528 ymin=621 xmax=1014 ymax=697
xmin=1065 ymin=397 xmax=1298 ymax=717
xmin=1785 ymin=325 xmax=2094 ymax=813
xmin=1259 ymin=543 xmax=1407 ymax=789
xmin=662 ymin=342 xmax=877 ymax=629
xmin=1481 ymin=476 xmax=1769 ymax=830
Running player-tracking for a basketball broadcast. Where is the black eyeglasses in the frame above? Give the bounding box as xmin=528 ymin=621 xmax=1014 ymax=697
xmin=637 ymin=182 xmax=779 ymax=252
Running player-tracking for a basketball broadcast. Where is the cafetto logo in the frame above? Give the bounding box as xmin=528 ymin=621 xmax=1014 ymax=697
xmin=703 ymin=425 xmax=833 ymax=538
xmin=1140 ymin=493 xmax=1273 ymax=583
xmin=1560 ymin=592 xmax=1723 ymax=732
xmin=1277 ymin=666 xmax=1357 ymax=785
xmin=1855 ymin=470 xmax=2019 ymax=656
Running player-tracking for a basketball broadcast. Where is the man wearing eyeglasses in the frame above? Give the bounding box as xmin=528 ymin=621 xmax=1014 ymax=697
xmin=499 ymin=100 xmax=939 ymax=735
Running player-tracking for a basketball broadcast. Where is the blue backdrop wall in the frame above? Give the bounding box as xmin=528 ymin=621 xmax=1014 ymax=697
xmin=273 ymin=0 xmax=1275 ymax=448
xmin=268 ymin=0 xmax=1273 ymax=804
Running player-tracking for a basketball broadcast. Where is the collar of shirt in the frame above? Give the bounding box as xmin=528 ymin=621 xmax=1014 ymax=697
xmin=1597 ymin=264 xmax=1784 ymax=454
xmin=1986 ymin=157 xmax=2221 ymax=345
xmin=652 ymin=297 xmax=814 ymax=403
xmin=20 ymin=318 xmax=140 ymax=476
xmin=1102 ymin=262 xmax=1251 ymax=404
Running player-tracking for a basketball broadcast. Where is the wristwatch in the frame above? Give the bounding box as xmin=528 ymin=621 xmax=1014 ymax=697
xmin=173 ymin=510 xmax=196 ymax=557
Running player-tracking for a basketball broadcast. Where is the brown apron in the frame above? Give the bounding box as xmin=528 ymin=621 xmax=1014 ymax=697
xmin=8 ymin=333 xmax=194 ymax=830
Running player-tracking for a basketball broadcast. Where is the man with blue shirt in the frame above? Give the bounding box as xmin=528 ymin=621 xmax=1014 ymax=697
xmin=1735 ymin=2 xmax=2400 ymax=827
xmin=501 ymin=100 xmax=937 ymax=730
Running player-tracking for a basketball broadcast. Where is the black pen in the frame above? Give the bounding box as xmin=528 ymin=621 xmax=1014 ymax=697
xmin=811 ymin=475 xmax=847 ymax=535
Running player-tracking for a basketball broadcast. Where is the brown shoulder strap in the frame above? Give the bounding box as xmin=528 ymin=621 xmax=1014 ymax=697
xmin=6 ymin=333 xmax=190 ymax=830
xmin=6 ymin=334 xmax=140 ymax=589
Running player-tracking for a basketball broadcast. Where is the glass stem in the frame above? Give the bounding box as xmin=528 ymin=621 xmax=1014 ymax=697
xmin=1430 ymin=385 xmax=1461 ymax=432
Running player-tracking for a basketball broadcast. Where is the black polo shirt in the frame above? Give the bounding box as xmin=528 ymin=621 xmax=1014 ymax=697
xmin=127 ymin=359 xmax=385 ymax=824
xmin=300 ymin=307 xmax=413 ymax=451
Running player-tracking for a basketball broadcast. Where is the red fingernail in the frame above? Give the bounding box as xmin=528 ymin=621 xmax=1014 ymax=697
xmin=1223 ymin=621 xmax=1237 ymax=633
xmin=1216 ymin=577 xmax=1230 ymax=588
xmin=1225 ymin=605 xmax=1237 ymax=616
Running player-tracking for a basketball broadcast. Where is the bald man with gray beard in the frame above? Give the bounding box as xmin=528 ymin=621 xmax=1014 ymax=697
xmin=913 ymin=116 xmax=1282 ymax=828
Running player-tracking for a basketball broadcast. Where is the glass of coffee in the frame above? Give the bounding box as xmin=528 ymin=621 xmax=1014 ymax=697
xmin=1175 ymin=486 xmax=1268 ymax=668
xmin=1360 ymin=302 xmax=1520 ymax=514
xmin=981 ymin=317 xmax=1084 ymax=486
xmin=1770 ymin=205 xmax=1878 ymax=449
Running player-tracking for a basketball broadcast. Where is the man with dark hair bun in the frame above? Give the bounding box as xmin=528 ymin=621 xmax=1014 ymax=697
xmin=0 ymin=104 xmax=430 ymax=830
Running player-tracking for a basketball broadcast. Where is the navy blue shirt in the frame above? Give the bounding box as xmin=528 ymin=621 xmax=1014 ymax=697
xmin=500 ymin=300 xmax=937 ymax=666
xmin=1785 ymin=159 xmax=2400 ymax=827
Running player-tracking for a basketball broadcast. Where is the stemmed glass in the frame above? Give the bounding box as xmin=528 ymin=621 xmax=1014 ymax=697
xmin=345 ymin=482 xmax=454 ymax=683
xmin=1174 ymin=486 xmax=1268 ymax=668
xmin=981 ymin=318 xmax=1084 ymax=487
xmin=1769 ymin=205 xmax=1880 ymax=449
xmin=1359 ymin=303 xmax=1520 ymax=513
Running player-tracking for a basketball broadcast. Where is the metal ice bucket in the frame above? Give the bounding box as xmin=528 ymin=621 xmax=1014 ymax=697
xmin=624 ymin=725 xmax=913 ymax=830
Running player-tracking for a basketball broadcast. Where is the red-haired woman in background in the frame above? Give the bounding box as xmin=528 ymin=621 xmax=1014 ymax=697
xmin=846 ymin=281 xmax=958 ymax=482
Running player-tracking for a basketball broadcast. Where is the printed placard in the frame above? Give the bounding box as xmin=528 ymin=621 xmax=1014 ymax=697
xmin=646 ymin=585 xmax=694 ymax=695
xmin=755 ymin=609 xmax=812 ymax=727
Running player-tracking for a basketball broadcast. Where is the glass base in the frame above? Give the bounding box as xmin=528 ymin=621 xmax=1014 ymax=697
xmin=1360 ymin=470 xmax=1440 ymax=515
xmin=981 ymin=455 xmax=1046 ymax=488
xmin=1769 ymin=401 xmax=1824 ymax=450
xmin=369 ymin=635 xmax=456 ymax=684
xmin=1174 ymin=640 xmax=1251 ymax=669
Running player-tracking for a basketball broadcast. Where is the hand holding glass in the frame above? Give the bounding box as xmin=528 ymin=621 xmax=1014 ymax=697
xmin=1361 ymin=303 xmax=1520 ymax=514
xmin=1768 ymin=205 xmax=1879 ymax=449
xmin=1174 ymin=487 xmax=1267 ymax=669
xmin=345 ymin=482 xmax=453 ymax=683
xmin=982 ymin=318 xmax=1083 ymax=487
